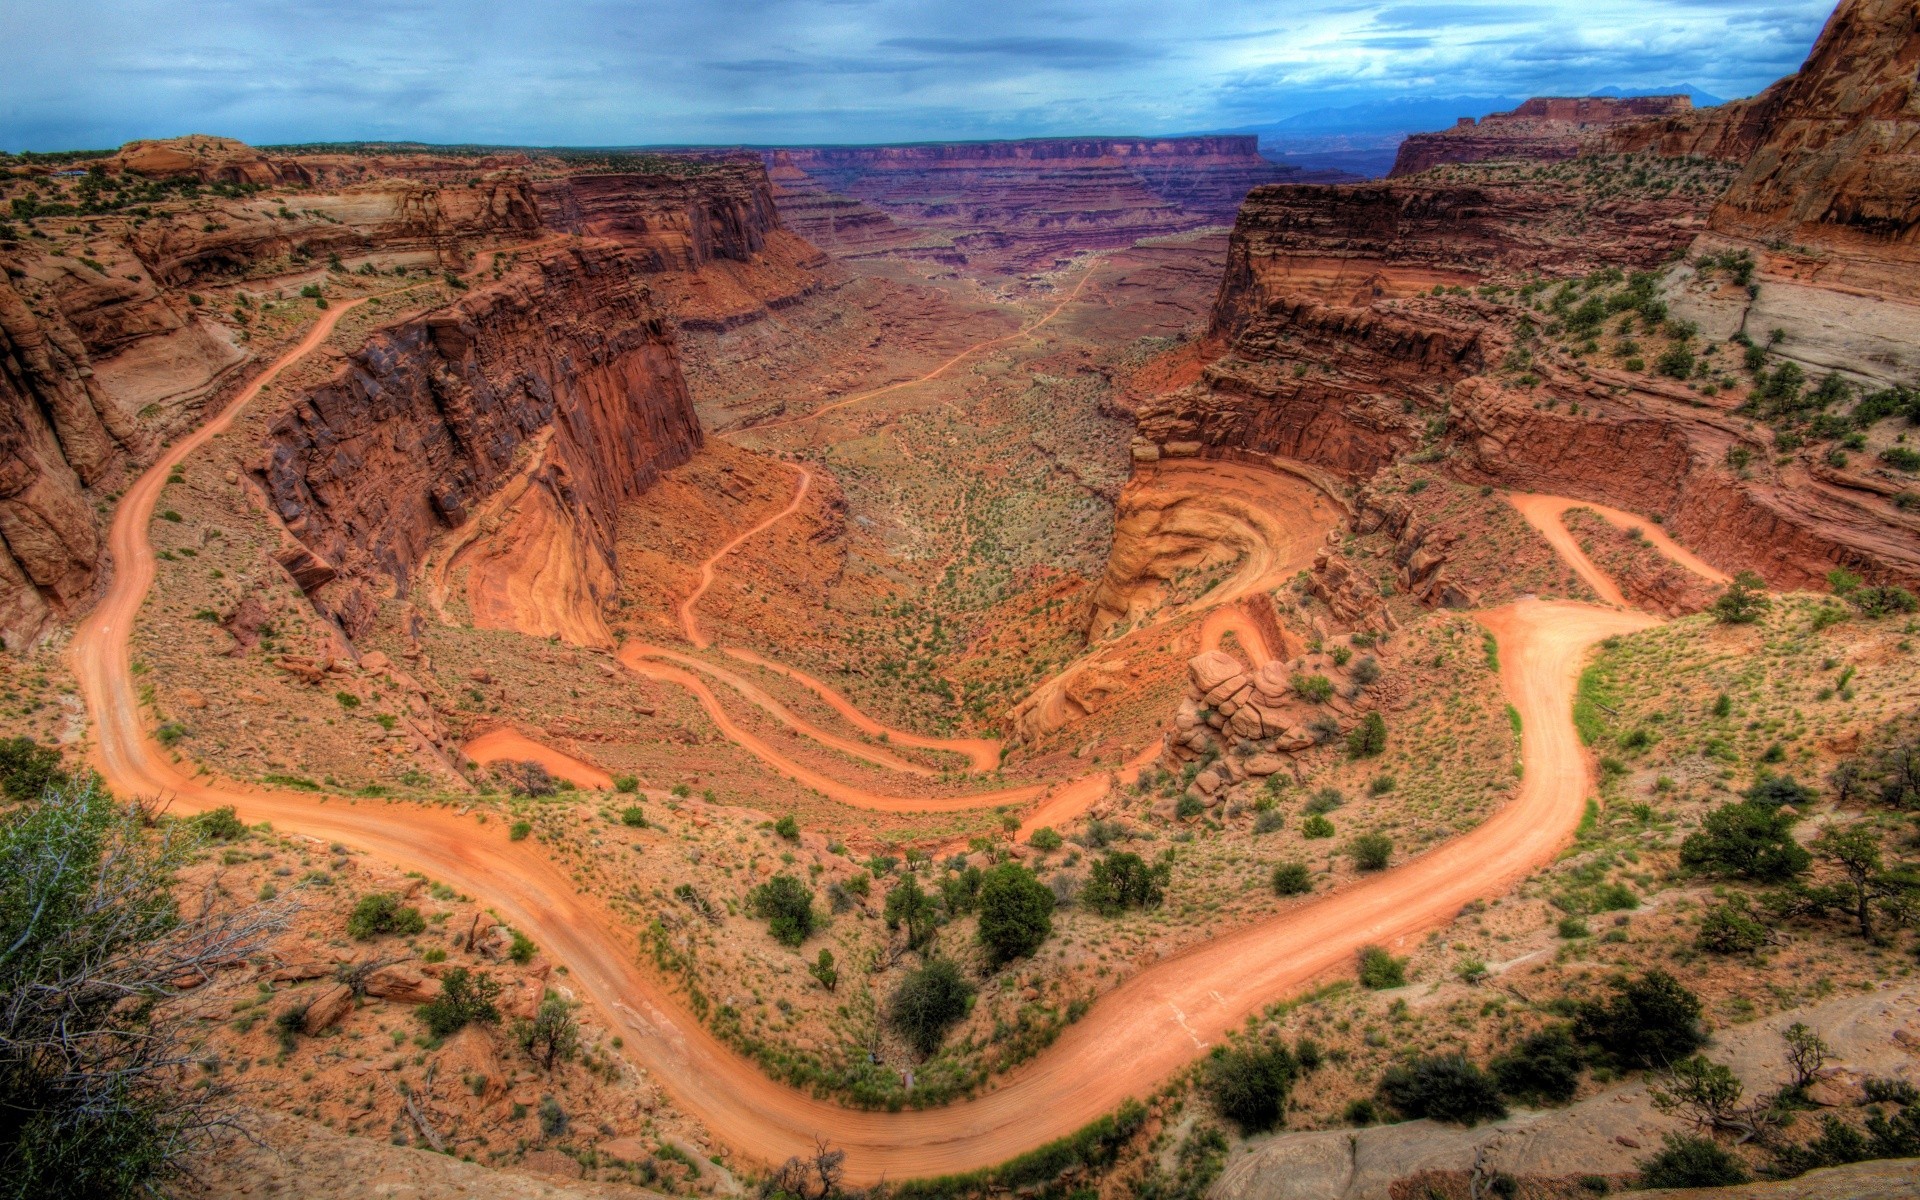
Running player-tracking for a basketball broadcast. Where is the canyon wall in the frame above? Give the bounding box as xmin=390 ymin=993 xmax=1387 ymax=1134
xmin=0 ymin=139 xmax=822 ymax=650
xmin=255 ymin=242 xmax=700 ymax=645
xmin=1706 ymin=0 xmax=1920 ymax=300
xmin=760 ymin=136 xmax=1345 ymax=269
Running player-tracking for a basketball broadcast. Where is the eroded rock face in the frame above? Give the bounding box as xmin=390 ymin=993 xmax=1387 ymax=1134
xmin=1708 ymin=0 xmax=1920 ymax=300
xmin=1390 ymin=95 xmax=1698 ymax=177
xmin=256 ymin=242 xmax=702 ymax=642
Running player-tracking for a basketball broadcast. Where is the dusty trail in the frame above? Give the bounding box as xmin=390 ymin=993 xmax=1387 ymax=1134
xmin=741 ymin=262 xmax=1102 ymax=433
xmin=462 ymin=728 xmax=614 ymax=790
xmin=1509 ymin=492 xmax=1731 ymax=603
xmin=68 ymin=262 xmax=1724 ymax=1180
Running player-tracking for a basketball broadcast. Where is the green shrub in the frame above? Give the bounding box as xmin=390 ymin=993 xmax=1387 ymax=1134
xmin=346 ymin=892 xmax=425 ymax=940
xmin=1349 ymin=832 xmax=1393 ymax=871
xmin=1271 ymin=862 xmax=1313 ymax=895
xmin=888 ymin=958 xmax=974 ymax=1056
xmin=0 ymin=736 xmax=67 ymax=801
xmin=1695 ymin=895 xmax=1770 ymax=954
xmin=508 ymin=929 xmax=537 ymax=964
xmin=1302 ymin=814 xmax=1335 ymax=839
xmin=773 ymin=814 xmax=800 ymax=840
xmin=1710 ymin=571 xmax=1771 ymax=624
xmin=1253 ymin=809 xmax=1286 ymax=834
xmin=1203 ymin=1038 xmax=1297 ymax=1133
xmin=509 ymin=821 xmax=531 ymax=841
xmin=1028 ymin=826 xmax=1063 ymax=852
xmin=747 ymin=875 xmax=817 ymax=947
xmin=1377 ymin=1054 xmax=1507 ymax=1125
xmin=1490 ymin=1026 xmax=1584 ymax=1103
xmin=1082 ymin=851 xmax=1170 ymax=915
xmin=884 ymin=874 xmax=938 ymax=949
xmin=1637 ymin=1134 xmax=1749 ymax=1188
xmin=1357 ymin=945 xmax=1406 ymax=989
xmin=189 ymin=806 xmax=248 ymax=842
xmin=1574 ymin=970 xmax=1704 ymax=1068
xmin=612 ymin=774 xmax=639 ymax=793
xmin=619 ymin=806 xmax=646 ymax=827
xmin=975 ymin=863 xmax=1054 ymax=965
xmin=1291 ymin=673 xmax=1335 ymax=703
xmin=1679 ymin=801 xmax=1810 ymax=881
xmin=419 ymin=967 xmax=501 ymax=1038
xmin=1347 ymin=712 xmax=1387 ymax=759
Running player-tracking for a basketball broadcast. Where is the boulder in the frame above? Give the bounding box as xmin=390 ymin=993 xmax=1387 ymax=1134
xmin=362 ymin=964 xmax=438 ymax=1004
xmin=1188 ymin=651 xmax=1245 ymax=694
xmin=302 ymin=982 xmax=355 ymax=1034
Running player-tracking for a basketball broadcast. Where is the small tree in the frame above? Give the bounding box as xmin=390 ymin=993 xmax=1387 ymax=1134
xmin=1347 ymin=712 xmax=1387 ymax=759
xmin=1809 ymin=825 xmax=1916 ymax=943
xmin=1203 ymin=1039 xmax=1297 ymax=1133
xmin=1695 ymin=895 xmax=1772 ymax=954
xmin=809 ymin=948 xmax=837 ymax=992
xmin=883 ymin=874 xmax=938 ymax=949
xmin=1679 ymin=801 xmax=1811 ymax=881
xmin=0 ymin=735 xmax=66 ymax=801
xmin=888 ymin=959 xmax=973 ymax=1056
xmin=1082 ymin=851 xmax=1170 ymax=915
xmin=975 ymin=863 xmax=1054 ymax=966
xmin=1782 ymin=1022 xmax=1830 ymax=1095
xmin=1711 ymin=571 xmax=1771 ymax=624
xmin=419 ymin=967 xmax=501 ymax=1038
xmin=1377 ymin=1054 xmax=1507 ymax=1125
xmin=514 ymin=991 xmax=580 ymax=1070
xmin=748 ymin=875 xmax=818 ymax=947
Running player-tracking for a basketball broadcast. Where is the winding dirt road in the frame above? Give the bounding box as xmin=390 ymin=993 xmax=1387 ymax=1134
xmin=67 ymin=274 xmax=1724 ymax=1181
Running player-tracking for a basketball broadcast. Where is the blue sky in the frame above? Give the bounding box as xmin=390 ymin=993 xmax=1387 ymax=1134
xmin=2 ymin=0 xmax=1835 ymax=151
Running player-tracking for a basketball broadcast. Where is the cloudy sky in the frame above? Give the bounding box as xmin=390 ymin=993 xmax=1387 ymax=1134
xmin=3 ymin=0 xmax=1834 ymax=151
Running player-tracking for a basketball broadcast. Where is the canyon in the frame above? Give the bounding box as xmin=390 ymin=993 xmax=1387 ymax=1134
xmin=3 ymin=0 xmax=1920 ymax=1197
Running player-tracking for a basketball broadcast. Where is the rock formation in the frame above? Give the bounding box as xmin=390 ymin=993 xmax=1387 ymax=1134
xmin=1389 ymin=95 xmax=1699 ymax=177
xmin=761 ymin=136 xmax=1346 ymax=270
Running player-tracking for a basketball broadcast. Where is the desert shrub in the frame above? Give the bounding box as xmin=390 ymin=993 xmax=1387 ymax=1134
xmin=1351 ymin=656 xmax=1381 ymax=687
xmin=888 ymin=958 xmax=974 ymax=1056
xmin=1853 ymin=585 xmax=1919 ymax=617
xmin=1357 ymin=945 xmax=1406 ymax=989
xmin=346 ymin=892 xmax=425 ymax=940
xmin=189 ymin=806 xmax=248 ymax=842
xmin=1742 ymin=775 xmax=1816 ymax=809
xmin=1291 ymin=673 xmax=1334 ymax=703
xmin=1027 ymin=826 xmax=1063 ymax=852
xmin=1695 ymin=895 xmax=1771 ymax=954
xmin=513 ymin=991 xmax=579 ymax=1070
xmin=1574 ymin=971 xmax=1704 ymax=1068
xmin=619 ymin=806 xmax=646 ymax=827
xmin=537 ymin=1095 xmax=567 ymax=1139
xmin=1082 ymin=851 xmax=1169 ymax=915
xmin=1377 ymin=1054 xmax=1507 ymax=1125
xmin=1252 ymin=809 xmax=1286 ymax=834
xmin=1490 ymin=1026 xmax=1584 ymax=1103
xmin=1347 ymin=713 xmax=1387 ymax=759
xmin=1271 ymin=862 xmax=1313 ymax=896
xmin=0 ymin=736 xmax=68 ymax=801
xmin=1349 ymin=832 xmax=1393 ymax=871
xmin=1636 ymin=1134 xmax=1748 ymax=1188
xmin=975 ymin=863 xmax=1054 ymax=965
xmin=508 ymin=821 xmax=531 ymax=841
xmin=773 ymin=814 xmax=800 ymax=840
xmin=1302 ymin=814 xmax=1335 ymax=839
xmin=748 ymin=875 xmax=817 ymax=947
xmin=1304 ymin=787 xmax=1344 ymax=815
xmin=1203 ymin=1038 xmax=1297 ymax=1133
xmin=1679 ymin=801 xmax=1810 ymax=881
xmin=508 ymin=929 xmax=537 ymax=964
xmin=419 ymin=967 xmax=501 ymax=1038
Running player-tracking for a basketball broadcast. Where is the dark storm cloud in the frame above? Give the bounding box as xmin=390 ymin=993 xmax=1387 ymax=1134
xmin=0 ymin=0 xmax=1839 ymax=151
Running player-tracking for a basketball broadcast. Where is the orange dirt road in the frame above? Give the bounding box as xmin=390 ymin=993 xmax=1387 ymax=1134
xmin=461 ymin=728 xmax=614 ymax=790
xmin=68 ymin=273 xmax=1685 ymax=1181
xmin=1509 ymin=492 xmax=1732 ymax=603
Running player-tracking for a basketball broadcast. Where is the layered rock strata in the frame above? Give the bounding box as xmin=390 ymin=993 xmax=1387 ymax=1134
xmin=1390 ymin=95 xmax=1698 ymax=177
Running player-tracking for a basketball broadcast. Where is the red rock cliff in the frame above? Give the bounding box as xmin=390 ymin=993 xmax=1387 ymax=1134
xmin=256 ymin=242 xmax=701 ymax=642
xmin=1390 ymin=95 xmax=1701 ymax=177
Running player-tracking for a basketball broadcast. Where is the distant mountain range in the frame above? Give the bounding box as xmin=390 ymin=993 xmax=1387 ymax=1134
xmin=1229 ymin=85 xmax=1728 ymax=178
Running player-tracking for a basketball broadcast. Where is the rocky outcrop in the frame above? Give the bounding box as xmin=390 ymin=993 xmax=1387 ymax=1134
xmin=762 ymin=137 xmax=1345 ymax=269
xmin=254 ymin=242 xmax=701 ymax=643
xmin=1389 ymin=95 xmax=1697 ymax=177
xmin=1600 ymin=81 xmax=1791 ymax=164
xmin=1706 ymin=0 xmax=1920 ymax=301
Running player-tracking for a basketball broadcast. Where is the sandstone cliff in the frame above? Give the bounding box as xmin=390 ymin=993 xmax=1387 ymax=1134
xmin=1389 ymin=95 xmax=1697 ymax=177
xmin=256 ymin=242 xmax=701 ymax=646
xmin=1707 ymin=0 xmax=1920 ymax=300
